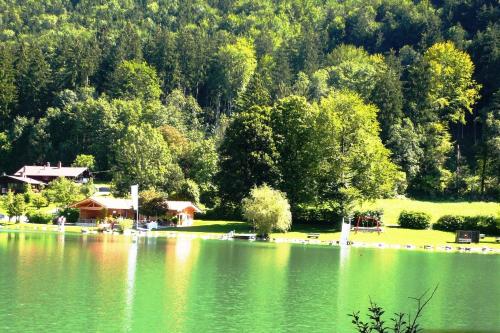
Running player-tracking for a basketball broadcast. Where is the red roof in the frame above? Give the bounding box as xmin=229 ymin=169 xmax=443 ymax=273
xmin=166 ymin=201 xmax=202 ymax=213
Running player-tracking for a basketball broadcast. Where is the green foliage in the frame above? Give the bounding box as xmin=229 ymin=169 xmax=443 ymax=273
xmin=59 ymin=207 xmax=80 ymax=223
xmin=139 ymin=188 xmax=168 ymax=218
xmin=271 ymin=95 xmax=318 ymax=205
xmin=218 ymin=105 xmax=281 ymax=204
xmin=326 ymin=45 xmax=388 ymax=100
xmin=434 ymin=215 xmax=499 ymax=235
xmin=110 ymin=61 xmax=162 ymax=102
xmin=316 ymin=91 xmax=402 ymax=216
xmin=80 ymin=179 xmax=96 ymax=198
xmin=423 ymin=42 xmax=481 ymax=124
xmin=31 ymin=193 xmax=49 ymax=209
xmin=292 ymin=204 xmax=340 ymax=226
xmin=398 ymin=211 xmax=431 ymax=229
xmin=350 ymin=286 xmax=438 ymax=333
xmin=2 ymin=191 xmax=27 ymax=222
xmin=242 ymin=185 xmax=292 ymax=235
xmin=23 ymin=184 xmax=34 ymax=204
xmin=118 ymin=218 xmax=134 ymax=231
xmin=173 ymin=179 xmax=200 ymax=205
xmin=44 ymin=177 xmax=83 ymax=207
xmin=26 ymin=211 xmax=54 ymax=224
xmin=214 ymin=37 xmax=257 ymax=110
xmin=0 ymin=0 xmax=497 ymax=207
xmin=72 ymin=154 xmax=95 ymax=170
xmin=433 ymin=215 xmax=464 ymax=232
xmin=112 ymin=124 xmax=181 ymax=195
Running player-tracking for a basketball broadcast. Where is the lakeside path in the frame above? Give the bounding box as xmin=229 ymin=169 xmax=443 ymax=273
xmin=1 ymin=220 xmax=499 ymax=253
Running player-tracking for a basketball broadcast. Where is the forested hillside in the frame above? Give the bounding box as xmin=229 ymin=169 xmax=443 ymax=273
xmin=0 ymin=0 xmax=498 ymax=212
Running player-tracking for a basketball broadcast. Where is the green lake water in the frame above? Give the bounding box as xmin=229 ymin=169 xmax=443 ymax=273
xmin=0 ymin=231 xmax=498 ymax=333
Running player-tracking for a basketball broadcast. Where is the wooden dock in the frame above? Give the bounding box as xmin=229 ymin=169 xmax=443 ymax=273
xmin=232 ymin=233 xmax=257 ymax=240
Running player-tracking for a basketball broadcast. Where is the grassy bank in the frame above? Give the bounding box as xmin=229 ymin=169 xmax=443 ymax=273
xmin=1 ymin=220 xmax=499 ymax=249
xmin=361 ymin=198 xmax=499 ymax=225
xmin=1 ymin=198 xmax=498 ymax=250
xmin=0 ymin=222 xmax=92 ymax=233
xmin=156 ymin=220 xmax=500 ymax=249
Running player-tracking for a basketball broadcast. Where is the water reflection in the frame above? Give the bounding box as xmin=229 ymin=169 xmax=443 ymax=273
xmin=124 ymin=241 xmax=138 ymax=332
xmin=0 ymin=232 xmax=498 ymax=332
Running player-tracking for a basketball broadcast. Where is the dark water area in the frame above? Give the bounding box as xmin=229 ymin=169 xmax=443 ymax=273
xmin=0 ymin=231 xmax=498 ymax=332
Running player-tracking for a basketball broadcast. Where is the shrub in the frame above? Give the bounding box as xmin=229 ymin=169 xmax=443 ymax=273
xmin=31 ymin=194 xmax=49 ymax=209
xmin=473 ymin=216 xmax=499 ymax=235
xmin=59 ymin=207 xmax=80 ymax=223
xmin=118 ymin=218 xmax=134 ymax=231
xmin=27 ymin=211 xmax=54 ymax=224
xmin=398 ymin=211 xmax=431 ymax=229
xmin=292 ymin=204 xmax=340 ymax=226
xmin=434 ymin=215 xmax=499 ymax=235
xmin=433 ymin=215 xmax=465 ymax=232
xmin=242 ymin=185 xmax=292 ymax=236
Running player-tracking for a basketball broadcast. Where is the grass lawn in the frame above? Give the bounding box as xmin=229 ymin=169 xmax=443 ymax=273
xmin=157 ymin=219 xmax=500 ymax=249
xmin=1 ymin=198 xmax=499 ymax=250
xmin=361 ymin=198 xmax=499 ymax=225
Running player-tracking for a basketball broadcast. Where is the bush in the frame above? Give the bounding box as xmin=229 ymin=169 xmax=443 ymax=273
xmin=292 ymin=204 xmax=340 ymax=226
xmin=118 ymin=218 xmax=134 ymax=231
xmin=59 ymin=207 xmax=80 ymax=223
xmin=27 ymin=211 xmax=54 ymax=224
xmin=31 ymin=194 xmax=49 ymax=209
xmin=242 ymin=185 xmax=292 ymax=235
xmin=398 ymin=211 xmax=431 ymax=229
xmin=434 ymin=215 xmax=499 ymax=235
xmin=433 ymin=215 xmax=465 ymax=232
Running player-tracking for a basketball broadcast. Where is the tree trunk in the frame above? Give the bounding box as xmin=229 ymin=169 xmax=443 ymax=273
xmin=480 ymin=148 xmax=488 ymax=198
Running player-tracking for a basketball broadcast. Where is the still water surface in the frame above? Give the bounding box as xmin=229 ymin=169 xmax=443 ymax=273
xmin=0 ymin=231 xmax=498 ymax=332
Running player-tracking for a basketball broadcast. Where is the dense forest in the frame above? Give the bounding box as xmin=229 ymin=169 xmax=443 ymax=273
xmin=0 ymin=0 xmax=498 ymax=216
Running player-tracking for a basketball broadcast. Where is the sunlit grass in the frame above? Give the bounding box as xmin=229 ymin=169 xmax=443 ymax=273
xmin=361 ymin=198 xmax=499 ymax=226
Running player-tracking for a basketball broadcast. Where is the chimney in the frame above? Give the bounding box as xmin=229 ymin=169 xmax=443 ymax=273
xmin=58 ymin=161 xmax=62 ymax=168
xmin=46 ymin=162 xmax=50 ymax=167
xmin=22 ymin=167 xmax=26 ymax=178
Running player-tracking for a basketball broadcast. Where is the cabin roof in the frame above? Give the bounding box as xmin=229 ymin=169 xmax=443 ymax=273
xmin=0 ymin=175 xmax=45 ymax=185
xmin=167 ymin=201 xmax=202 ymax=213
xmin=14 ymin=165 xmax=87 ymax=178
xmin=71 ymin=197 xmax=133 ymax=210
xmin=71 ymin=197 xmax=201 ymax=213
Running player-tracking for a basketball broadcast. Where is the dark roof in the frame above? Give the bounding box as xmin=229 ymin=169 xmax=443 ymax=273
xmin=0 ymin=175 xmax=45 ymax=185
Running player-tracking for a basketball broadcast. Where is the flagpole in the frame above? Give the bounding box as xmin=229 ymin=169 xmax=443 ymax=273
xmin=131 ymin=184 xmax=139 ymax=230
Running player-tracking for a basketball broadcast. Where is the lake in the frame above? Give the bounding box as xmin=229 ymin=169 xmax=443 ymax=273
xmin=0 ymin=231 xmax=498 ymax=332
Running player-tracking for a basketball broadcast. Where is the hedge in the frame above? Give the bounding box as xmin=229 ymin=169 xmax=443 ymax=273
xmin=398 ymin=211 xmax=431 ymax=229
xmin=292 ymin=205 xmax=341 ymax=226
xmin=434 ymin=215 xmax=499 ymax=235
xmin=26 ymin=211 xmax=54 ymax=224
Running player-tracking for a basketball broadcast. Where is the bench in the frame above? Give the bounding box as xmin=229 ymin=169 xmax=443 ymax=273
xmin=307 ymin=233 xmax=320 ymax=239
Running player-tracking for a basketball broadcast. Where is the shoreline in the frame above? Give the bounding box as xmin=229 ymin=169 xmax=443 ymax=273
xmin=1 ymin=223 xmax=499 ymax=255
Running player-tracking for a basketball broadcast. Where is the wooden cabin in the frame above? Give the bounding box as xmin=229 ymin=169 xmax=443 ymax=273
xmin=71 ymin=197 xmax=135 ymax=225
xmin=0 ymin=174 xmax=44 ymax=194
xmin=71 ymin=197 xmax=201 ymax=227
xmin=165 ymin=201 xmax=202 ymax=226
